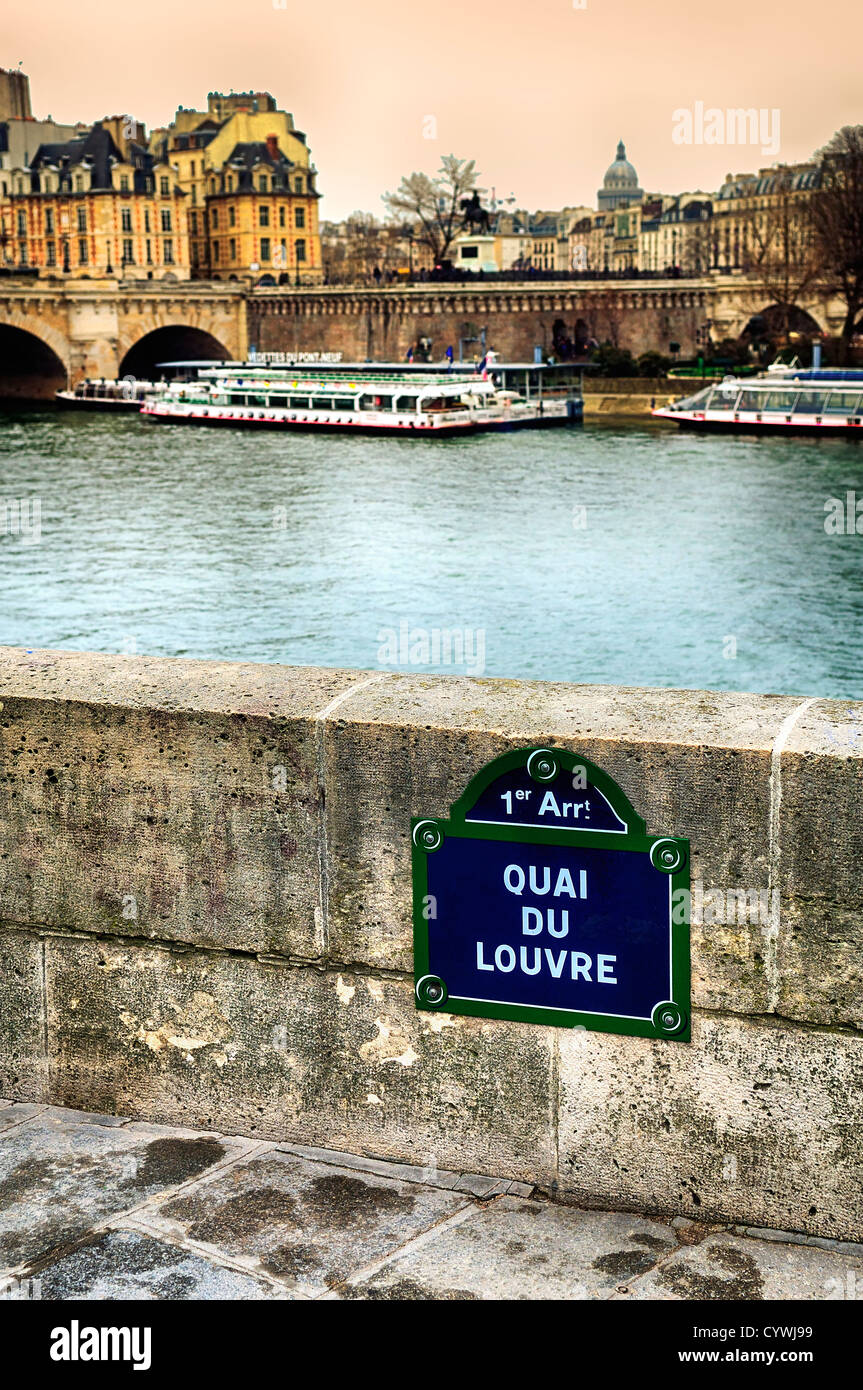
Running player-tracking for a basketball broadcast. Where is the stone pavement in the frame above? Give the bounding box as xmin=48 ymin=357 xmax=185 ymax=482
xmin=1 ymin=1100 xmax=860 ymax=1301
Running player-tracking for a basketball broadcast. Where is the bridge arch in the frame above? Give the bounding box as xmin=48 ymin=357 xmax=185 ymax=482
xmin=0 ymin=320 xmax=69 ymax=399
xmin=118 ymin=324 xmax=231 ymax=379
xmin=737 ymin=302 xmax=824 ymax=342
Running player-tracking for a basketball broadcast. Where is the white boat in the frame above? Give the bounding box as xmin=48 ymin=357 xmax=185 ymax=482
xmin=56 ymin=378 xmax=165 ymax=411
xmin=140 ymin=365 xmax=583 ymax=435
xmin=653 ymin=369 xmax=863 ymax=435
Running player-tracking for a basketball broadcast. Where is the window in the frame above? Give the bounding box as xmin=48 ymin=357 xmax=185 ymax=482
xmin=78 ymin=239 xmax=89 ymax=265
xmin=120 ymin=175 xmax=129 ymax=192
xmin=145 ymin=209 xmax=151 ymax=233
xmin=16 ymin=209 xmax=26 ymax=236
xmin=212 ymin=241 xmax=220 ymax=263
xmin=190 ymin=160 xmax=196 ymax=176
xmin=77 ymin=208 xmax=87 ymax=232
xmin=45 ymin=208 xmax=54 ymax=233
xmin=260 ymin=237 xmax=271 ymax=261
xmin=161 ymin=208 xmax=172 ymax=232
xmin=160 ymin=176 xmax=169 ymax=196
xmin=189 ymin=211 xmax=196 ymax=234
xmin=793 ymin=392 xmax=827 ymax=414
xmin=259 ymin=205 xmax=270 ymax=226
xmin=122 ymin=238 xmax=133 ymax=264
xmin=121 ymin=208 xmax=132 ymax=232
xmin=295 ymin=206 xmax=305 ymax=228
xmin=211 ymin=207 xmax=219 ymax=229
xmin=228 ymin=205 xmax=235 ymax=227
xmin=163 ymin=239 xmax=174 ymax=264
xmin=294 ymin=177 xmax=303 ymax=194
xmin=75 ymin=176 xmax=83 ymax=192
xmin=825 ymin=392 xmax=861 ymax=414
xmin=229 ymin=238 xmax=237 ymax=259
xmin=146 ymin=239 xmax=152 ymax=264
xmin=18 ymin=241 xmax=27 ymax=263
xmin=296 ymin=238 xmax=306 ymax=262
xmin=259 ymin=176 xmax=268 ymax=192
xmin=46 ymin=242 xmax=56 ymax=266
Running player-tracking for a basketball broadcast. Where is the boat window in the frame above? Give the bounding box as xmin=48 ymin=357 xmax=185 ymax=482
xmin=793 ymin=392 xmax=827 ymax=413
xmin=311 ymin=397 xmax=334 ymax=410
xmin=270 ymin=396 xmax=289 ymax=409
xmin=707 ymin=387 xmax=739 ymax=411
xmin=824 ymin=392 xmax=861 ymax=414
xmin=736 ymin=390 xmax=764 ymax=411
xmin=333 ymin=398 xmax=355 ymax=410
xmin=678 ymin=386 xmax=712 ymax=409
xmin=764 ymin=392 xmax=799 ymax=411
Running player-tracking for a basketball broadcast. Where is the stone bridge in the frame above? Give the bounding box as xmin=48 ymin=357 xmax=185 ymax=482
xmin=0 ymin=275 xmax=847 ymax=397
xmin=0 ymin=280 xmax=248 ymax=397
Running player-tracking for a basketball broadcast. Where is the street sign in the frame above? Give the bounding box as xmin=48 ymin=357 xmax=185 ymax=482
xmin=412 ymin=746 xmax=690 ymax=1040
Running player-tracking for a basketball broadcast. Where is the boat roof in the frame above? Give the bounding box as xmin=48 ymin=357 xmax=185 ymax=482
xmin=196 ymin=367 xmax=498 ymax=395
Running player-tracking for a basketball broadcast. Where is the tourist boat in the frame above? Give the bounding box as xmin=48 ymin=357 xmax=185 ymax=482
xmin=140 ymin=365 xmax=583 ymax=434
xmin=653 ymin=369 xmax=863 ymax=435
xmin=55 ymin=378 xmax=165 ymax=411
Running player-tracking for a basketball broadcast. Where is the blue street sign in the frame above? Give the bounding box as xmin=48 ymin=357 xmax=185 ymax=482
xmin=412 ymin=747 xmax=690 ymax=1040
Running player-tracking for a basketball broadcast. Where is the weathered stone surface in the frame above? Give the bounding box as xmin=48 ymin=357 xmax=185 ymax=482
xmin=775 ymin=700 xmax=863 ymax=1029
xmin=22 ymin=1228 xmax=279 ymax=1300
xmin=0 ymin=1108 xmax=253 ymax=1272
xmin=0 ymin=648 xmax=364 ymax=955
xmin=45 ymin=934 xmax=556 ymax=1183
xmin=558 ymin=1013 xmax=863 ymax=1242
xmin=343 ymin=1196 xmax=679 ymax=1300
xmin=0 ymin=930 xmax=46 ymax=1102
xmin=322 ymin=674 xmax=801 ymax=1012
xmin=145 ymin=1149 xmax=470 ymax=1294
xmin=628 ymin=1231 xmax=863 ymax=1301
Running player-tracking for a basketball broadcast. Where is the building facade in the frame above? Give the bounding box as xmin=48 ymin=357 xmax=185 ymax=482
xmin=0 ymin=122 xmax=189 ymax=279
xmin=155 ymin=92 xmax=323 ymax=283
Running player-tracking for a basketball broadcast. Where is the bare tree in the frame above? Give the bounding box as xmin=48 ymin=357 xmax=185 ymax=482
xmin=383 ymin=155 xmax=482 ymax=264
xmin=812 ymin=125 xmax=863 ymax=355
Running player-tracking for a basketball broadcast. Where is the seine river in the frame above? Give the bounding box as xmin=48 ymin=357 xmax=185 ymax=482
xmin=2 ymin=404 xmax=862 ymax=699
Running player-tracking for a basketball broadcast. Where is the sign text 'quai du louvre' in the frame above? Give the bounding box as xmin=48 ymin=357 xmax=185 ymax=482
xmin=412 ymin=747 xmax=690 ymax=1041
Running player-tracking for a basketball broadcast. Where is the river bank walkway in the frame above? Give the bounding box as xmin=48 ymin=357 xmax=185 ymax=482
xmin=1 ymin=1100 xmax=860 ymax=1301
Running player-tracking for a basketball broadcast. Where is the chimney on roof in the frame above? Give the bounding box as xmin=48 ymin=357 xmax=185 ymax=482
xmin=266 ymin=133 xmax=279 ymax=160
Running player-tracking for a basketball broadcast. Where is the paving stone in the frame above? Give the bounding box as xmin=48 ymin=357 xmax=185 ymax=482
xmin=0 ymin=1104 xmax=44 ymax=1133
xmin=16 ymin=1228 xmax=281 ymax=1301
xmin=342 ymin=1196 xmax=680 ymax=1300
xmin=277 ymin=1142 xmax=463 ymax=1190
xmin=143 ymin=1148 xmax=471 ymax=1294
xmin=0 ymin=1109 xmax=253 ymax=1273
xmin=627 ymin=1231 xmax=863 ymax=1301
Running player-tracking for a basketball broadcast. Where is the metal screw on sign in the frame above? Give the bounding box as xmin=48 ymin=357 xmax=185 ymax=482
xmin=526 ymin=748 xmax=559 ymax=783
xmin=650 ymin=838 xmax=687 ymax=873
xmin=416 ymin=974 xmax=448 ymax=1007
xmin=413 ymin=820 xmax=443 ymax=853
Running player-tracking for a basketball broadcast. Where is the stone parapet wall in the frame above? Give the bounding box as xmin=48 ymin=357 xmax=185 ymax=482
xmin=0 ymin=648 xmax=860 ymax=1237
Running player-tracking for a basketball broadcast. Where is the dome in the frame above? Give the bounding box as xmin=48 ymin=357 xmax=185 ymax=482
xmin=604 ymin=141 xmax=639 ymax=189
xmin=597 ymin=140 xmax=643 ymax=211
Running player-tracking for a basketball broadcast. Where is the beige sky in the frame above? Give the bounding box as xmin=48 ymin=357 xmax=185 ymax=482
xmin=6 ymin=0 xmax=861 ymax=218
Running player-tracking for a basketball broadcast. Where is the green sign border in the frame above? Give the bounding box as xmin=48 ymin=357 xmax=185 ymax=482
xmin=412 ymin=746 xmax=690 ymax=1042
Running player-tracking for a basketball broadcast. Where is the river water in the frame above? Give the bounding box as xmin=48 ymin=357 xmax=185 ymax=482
xmin=2 ymin=404 xmax=862 ymax=698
